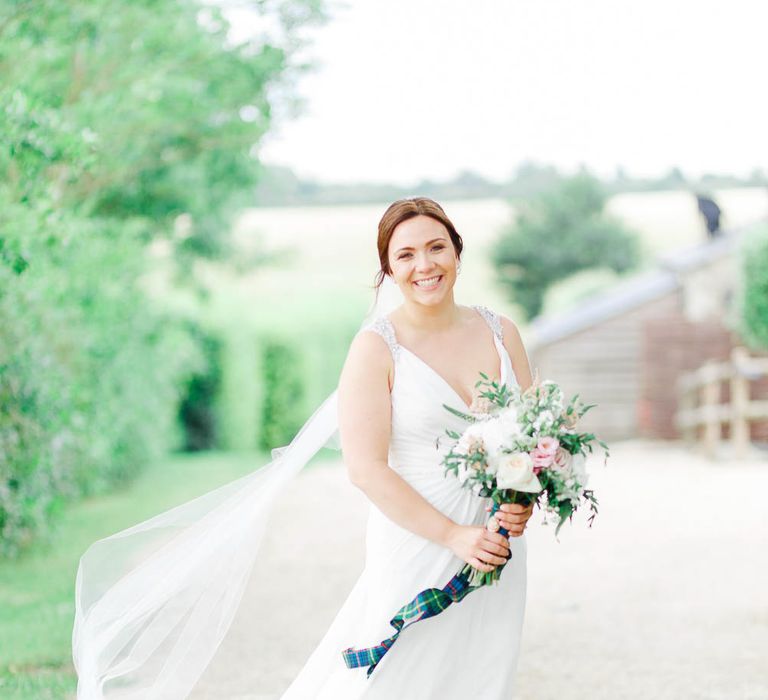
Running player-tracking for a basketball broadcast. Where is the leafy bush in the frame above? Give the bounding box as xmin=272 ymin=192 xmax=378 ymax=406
xmin=258 ymin=338 xmax=306 ymax=452
xmin=492 ymin=172 xmax=642 ymax=320
xmin=177 ymin=327 xmax=223 ymax=452
xmin=0 ymin=206 xmax=202 ymax=555
xmin=737 ymin=225 xmax=768 ymax=349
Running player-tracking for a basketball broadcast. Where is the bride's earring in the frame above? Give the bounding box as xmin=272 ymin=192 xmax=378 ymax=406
xmin=456 ymin=261 xmax=462 ymax=275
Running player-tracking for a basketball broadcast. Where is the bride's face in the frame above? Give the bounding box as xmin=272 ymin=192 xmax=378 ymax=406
xmin=387 ymin=215 xmax=459 ymax=304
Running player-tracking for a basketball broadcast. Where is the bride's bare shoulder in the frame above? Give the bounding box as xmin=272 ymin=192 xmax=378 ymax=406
xmin=497 ymin=313 xmax=522 ymax=341
xmin=352 ymin=325 xmax=393 ymax=360
xmin=496 ymin=313 xmax=533 ymax=390
xmin=340 ymin=323 xmax=394 ymax=388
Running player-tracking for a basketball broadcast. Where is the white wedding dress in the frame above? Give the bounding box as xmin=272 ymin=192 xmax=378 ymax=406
xmin=280 ymin=305 xmax=527 ymax=699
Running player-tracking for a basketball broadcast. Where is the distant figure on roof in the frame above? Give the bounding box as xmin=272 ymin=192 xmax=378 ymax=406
xmin=695 ymin=193 xmax=722 ymax=239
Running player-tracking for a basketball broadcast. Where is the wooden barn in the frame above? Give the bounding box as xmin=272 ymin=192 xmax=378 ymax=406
xmin=525 ymin=226 xmax=768 ymax=443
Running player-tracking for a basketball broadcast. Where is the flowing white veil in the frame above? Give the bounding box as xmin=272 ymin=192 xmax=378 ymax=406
xmin=72 ymin=275 xmax=404 ymax=699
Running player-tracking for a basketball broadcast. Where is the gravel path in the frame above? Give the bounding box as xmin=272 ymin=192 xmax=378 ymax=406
xmin=192 ymin=440 xmax=768 ymax=699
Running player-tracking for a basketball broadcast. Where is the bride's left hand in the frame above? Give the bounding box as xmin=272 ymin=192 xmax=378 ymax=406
xmin=489 ymin=503 xmax=534 ymax=537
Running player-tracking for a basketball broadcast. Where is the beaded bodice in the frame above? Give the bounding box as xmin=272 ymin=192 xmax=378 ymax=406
xmin=367 ymin=304 xmax=503 ymax=363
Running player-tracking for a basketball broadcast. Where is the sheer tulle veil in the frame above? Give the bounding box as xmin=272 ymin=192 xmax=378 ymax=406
xmin=72 ymin=276 xmax=404 ymax=699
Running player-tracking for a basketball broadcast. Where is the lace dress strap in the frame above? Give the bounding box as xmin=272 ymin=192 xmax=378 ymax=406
xmin=366 ymin=316 xmax=401 ymax=360
xmin=471 ymin=305 xmax=503 ymax=341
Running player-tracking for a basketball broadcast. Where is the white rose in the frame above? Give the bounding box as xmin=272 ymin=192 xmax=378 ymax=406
xmin=480 ymin=408 xmax=521 ymax=459
xmin=498 ymin=406 xmax=522 ymax=435
xmin=495 ymin=452 xmax=542 ymax=493
xmin=479 ymin=416 xmax=505 ymax=458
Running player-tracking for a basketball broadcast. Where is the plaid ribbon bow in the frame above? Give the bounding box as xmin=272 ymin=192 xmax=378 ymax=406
xmin=341 ymin=568 xmax=477 ymax=677
xmin=341 ymin=507 xmax=512 ymax=678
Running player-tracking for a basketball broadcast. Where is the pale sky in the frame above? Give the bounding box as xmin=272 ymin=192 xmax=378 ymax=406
xmin=241 ymin=0 xmax=767 ymax=186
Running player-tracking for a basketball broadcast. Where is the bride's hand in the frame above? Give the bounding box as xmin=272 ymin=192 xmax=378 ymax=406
xmin=495 ymin=503 xmax=535 ymax=537
xmin=491 ymin=502 xmax=534 ymax=538
xmin=445 ymin=525 xmax=511 ymax=573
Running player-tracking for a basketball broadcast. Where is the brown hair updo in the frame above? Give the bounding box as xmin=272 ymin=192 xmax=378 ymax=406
xmin=373 ymin=197 xmax=464 ymax=293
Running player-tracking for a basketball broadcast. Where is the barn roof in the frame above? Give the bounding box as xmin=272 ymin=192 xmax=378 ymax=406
xmin=527 ymin=228 xmax=745 ymax=349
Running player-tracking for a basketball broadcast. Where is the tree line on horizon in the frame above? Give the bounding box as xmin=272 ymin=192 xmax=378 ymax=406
xmin=253 ymin=161 xmax=768 ymax=207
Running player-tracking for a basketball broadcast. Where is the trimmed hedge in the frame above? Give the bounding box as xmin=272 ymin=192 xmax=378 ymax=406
xmin=177 ymin=327 xmax=223 ymax=452
xmin=258 ymin=338 xmax=306 ymax=452
xmin=738 ymin=224 xmax=768 ymax=350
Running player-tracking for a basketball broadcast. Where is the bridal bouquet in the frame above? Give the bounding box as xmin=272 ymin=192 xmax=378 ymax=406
xmin=439 ymin=372 xmax=607 ymax=587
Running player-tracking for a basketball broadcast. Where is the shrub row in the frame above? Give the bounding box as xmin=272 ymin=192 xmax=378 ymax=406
xmin=0 ymin=203 xmax=202 ymax=556
xmin=738 ymin=224 xmax=768 ymax=350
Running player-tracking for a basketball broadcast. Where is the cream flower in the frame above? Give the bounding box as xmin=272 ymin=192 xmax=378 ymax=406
xmin=479 ymin=416 xmax=505 ymax=458
xmin=456 ymin=422 xmax=486 ymax=455
xmin=561 ymin=409 xmax=579 ymax=429
xmin=498 ymin=406 xmax=521 ymax=434
xmin=480 ymin=407 xmax=521 ymax=459
xmin=469 ymin=392 xmax=494 ymax=416
xmin=495 ymin=452 xmax=542 ymax=493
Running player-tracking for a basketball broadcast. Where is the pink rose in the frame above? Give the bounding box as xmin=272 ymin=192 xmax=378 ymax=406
xmin=536 ymin=436 xmax=559 ymax=456
xmin=531 ymin=450 xmax=554 ymax=468
xmin=552 ymin=447 xmax=570 ymax=471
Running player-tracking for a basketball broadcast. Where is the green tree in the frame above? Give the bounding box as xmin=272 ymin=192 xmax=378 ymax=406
xmin=492 ymin=172 xmax=641 ymax=320
xmin=0 ymin=0 xmax=326 ymax=554
xmin=1 ymin=0 xmax=325 ymax=266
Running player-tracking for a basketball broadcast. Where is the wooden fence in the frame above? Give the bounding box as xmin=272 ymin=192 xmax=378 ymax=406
xmin=676 ymin=347 xmax=768 ymax=458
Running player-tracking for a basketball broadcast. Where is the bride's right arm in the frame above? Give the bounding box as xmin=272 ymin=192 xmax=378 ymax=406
xmin=337 ymin=331 xmax=509 ymax=571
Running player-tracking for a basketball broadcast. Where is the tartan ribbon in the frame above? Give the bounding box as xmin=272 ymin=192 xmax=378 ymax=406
xmin=342 ymin=511 xmax=512 ymax=678
xmin=340 ymin=568 xmax=477 ymax=677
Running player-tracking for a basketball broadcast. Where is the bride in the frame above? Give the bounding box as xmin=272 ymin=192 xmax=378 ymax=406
xmin=72 ymin=196 xmax=535 ymax=699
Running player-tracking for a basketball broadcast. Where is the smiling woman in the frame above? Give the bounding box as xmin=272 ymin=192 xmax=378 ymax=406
xmin=279 ymin=196 xmax=534 ymax=696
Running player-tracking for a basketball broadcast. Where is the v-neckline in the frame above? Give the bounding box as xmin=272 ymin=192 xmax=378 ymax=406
xmin=384 ymin=306 xmax=506 ymax=411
